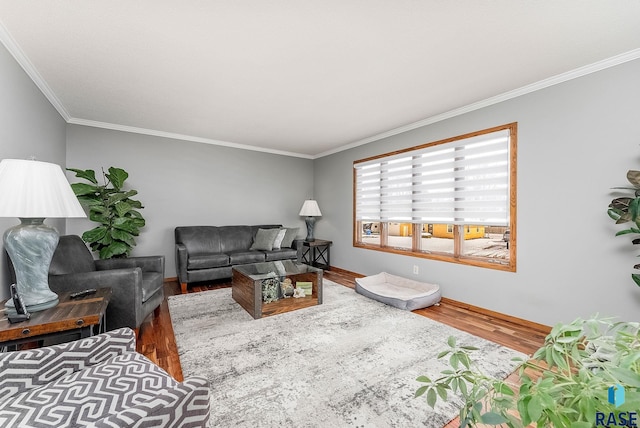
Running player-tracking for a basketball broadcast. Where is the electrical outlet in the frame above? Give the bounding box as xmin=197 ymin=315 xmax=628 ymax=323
xmin=413 ymin=265 xmax=419 ymax=275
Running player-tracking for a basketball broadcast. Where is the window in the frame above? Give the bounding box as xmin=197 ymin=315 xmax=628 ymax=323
xmin=353 ymin=123 xmax=516 ymax=272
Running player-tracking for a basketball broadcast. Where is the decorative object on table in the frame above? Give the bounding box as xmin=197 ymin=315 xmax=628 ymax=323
xmin=0 ymin=159 xmax=86 ymax=313
xmin=293 ymin=287 xmax=306 ymax=298
xmin=608 ymin=168 xmax=640 ymax=287
xmin=261 ymin=277 xmax=281 ymax=303
xmin=296 ymin=281 xmax=313 ymax=296
xmin=67 ymin=166 xmax=145 ymax=259
xmin=299 ymin=199 xmax=322 ymax=242
xmin=281 ymin=278 xmax=294 ymax=298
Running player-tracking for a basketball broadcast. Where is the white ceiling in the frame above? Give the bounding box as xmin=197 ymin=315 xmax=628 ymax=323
xmin=1 ymin=1 xmax=639 ymax=159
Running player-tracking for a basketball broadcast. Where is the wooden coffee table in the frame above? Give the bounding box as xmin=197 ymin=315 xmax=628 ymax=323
xmin=232 ymin=261 xmax=323 ymax=319
xmin=0 ymin=287 xmax=111 ymax=351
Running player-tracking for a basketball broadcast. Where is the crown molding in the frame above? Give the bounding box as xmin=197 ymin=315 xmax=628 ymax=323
xmin=314 ymin=48 xmax=640 ymax=159
xmin=67 ymin=118 xmax=315 ymax=159
xmin=2 ymin=16 xmax=638 ymax=161
xmin=0 ymin=20 xmax=70 ymax=121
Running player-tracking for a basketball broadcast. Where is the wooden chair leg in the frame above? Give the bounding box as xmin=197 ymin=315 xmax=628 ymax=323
xmin=181 ymin=282 xmax=188 ymax=294
xmin=153 ymin=305 xmax=161 ymax=318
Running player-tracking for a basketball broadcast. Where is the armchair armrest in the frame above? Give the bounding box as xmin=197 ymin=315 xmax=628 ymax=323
xmin=0 ymin=328 xmax=135 ymax=399
xmin=49 ymin=268 xmax=143 ymax=330
xmin=95 ymin=255 xmax=164 ymax=274
xmin=175 ymin=243 xmax=188 ymax=284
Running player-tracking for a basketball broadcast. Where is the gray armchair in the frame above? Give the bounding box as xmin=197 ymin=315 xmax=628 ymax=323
xmin=43 ymin=235 xmax=165 ymax=332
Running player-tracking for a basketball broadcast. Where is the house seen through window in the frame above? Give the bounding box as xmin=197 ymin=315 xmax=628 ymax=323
xmin=353 ymin=123 xmax=517 ymax=272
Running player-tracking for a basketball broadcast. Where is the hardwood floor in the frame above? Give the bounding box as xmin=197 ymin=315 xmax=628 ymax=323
xmin=138 ymin=268 xmax=549 ymax=382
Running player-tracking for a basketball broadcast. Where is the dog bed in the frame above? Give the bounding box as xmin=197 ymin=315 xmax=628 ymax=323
xmin=355 ymin=272 xmax=441 ymax=311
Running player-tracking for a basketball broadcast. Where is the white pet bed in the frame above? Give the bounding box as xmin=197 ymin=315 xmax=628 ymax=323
xmin=355 ymin=272 xmax=441 ymax=311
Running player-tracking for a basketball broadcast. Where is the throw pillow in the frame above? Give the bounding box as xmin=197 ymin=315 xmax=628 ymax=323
xmin=250 ymin=228 xmax=280 ymax=251
xmin=280 ymin=227 xmax=299 ymax=248
xmin=272 ymin=229 xmax=287 ymax=250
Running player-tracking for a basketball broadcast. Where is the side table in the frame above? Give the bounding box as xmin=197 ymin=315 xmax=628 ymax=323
xmin=301 ymin=239 xmax=332 ymax=270
xmin=0 ymin=287 xmax=111 ymax=351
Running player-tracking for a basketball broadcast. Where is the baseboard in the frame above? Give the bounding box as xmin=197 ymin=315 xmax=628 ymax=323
xmin=164 ymin=276 xmax=178 ymax=282
xmin=328 ymin=266 xmax=551 ymax=334
xmin=439 ymin=297 xmax=551 ymax=334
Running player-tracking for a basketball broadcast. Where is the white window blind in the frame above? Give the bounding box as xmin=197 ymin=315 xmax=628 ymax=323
xmin=354 ymin=128 xmax=510 ymax=226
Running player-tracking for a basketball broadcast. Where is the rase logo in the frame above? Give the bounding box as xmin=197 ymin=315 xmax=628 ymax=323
xmin=595 ymin=385 xmax=638 ymax=427
xmin=610 ymin=384 xmax=626 ymax=407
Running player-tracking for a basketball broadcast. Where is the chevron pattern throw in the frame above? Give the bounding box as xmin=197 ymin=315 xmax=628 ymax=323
xmin=0 ymin=328 xmax=210 ymax=427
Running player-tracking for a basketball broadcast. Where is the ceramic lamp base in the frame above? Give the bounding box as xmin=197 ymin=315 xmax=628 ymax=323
xmin=4 ymin=218 xmax=60 ymax=312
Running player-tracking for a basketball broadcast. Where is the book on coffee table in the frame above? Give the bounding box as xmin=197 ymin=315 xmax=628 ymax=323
xmin=296 ymin=281 xmax=313 ymax=296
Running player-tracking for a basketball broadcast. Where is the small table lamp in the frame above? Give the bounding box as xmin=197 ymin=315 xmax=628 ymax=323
xmin=299 ymin=199 xmax=322 ymax=242
xmin=0 ymin=159 xmax=86 ymax=312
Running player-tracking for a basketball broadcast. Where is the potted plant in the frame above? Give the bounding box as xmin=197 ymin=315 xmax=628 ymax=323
xmin=416 ymin=315 xmax=640 ymax=427
xmin=68 ymin=167 xmax=146 ymax=259
xmin=608 ymin=169 xmax=640 ymax=287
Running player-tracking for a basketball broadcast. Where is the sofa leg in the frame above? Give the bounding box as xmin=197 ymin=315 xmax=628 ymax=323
xmin=181 ymin=282 xmax=188 ymax=294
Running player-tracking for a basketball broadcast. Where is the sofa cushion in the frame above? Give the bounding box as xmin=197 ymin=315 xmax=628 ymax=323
xmin=281 ymin=227 xmax=300 ymax=248
xmin=218 ymin=226 xmax=255 ymax=253
xmin=175 ymin=226 xmax=222 ymax=254
xmin=272 ymin=229 xmax=287 ymax=249
xmin=250 ymin=228 xmax=280 ymax=251
xmin=228 ymin=250 xmax=265 ymax=265
xmin=187 ymin=253 xmax=230 ymax=270
xmin=264 ymin=248 xmax=298 ymax=261
xmin=0 ymin=352 xmax=178 ymax=427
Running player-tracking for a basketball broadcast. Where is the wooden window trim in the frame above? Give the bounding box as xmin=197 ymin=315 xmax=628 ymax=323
xmin=352 ymin=123 xmax=517 ymax=273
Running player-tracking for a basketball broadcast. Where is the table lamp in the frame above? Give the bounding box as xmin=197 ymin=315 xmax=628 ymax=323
xmin=0 ymin=159 xmax=86 ymax=312
xmin=299 ymin=199 xmax=322 ymax=242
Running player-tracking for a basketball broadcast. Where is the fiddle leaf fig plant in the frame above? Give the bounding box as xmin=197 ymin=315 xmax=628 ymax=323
xmin=68 ymin=167 xmax=146 ymax=259
xmin=608 ymin=169 xmax=640 ymax=287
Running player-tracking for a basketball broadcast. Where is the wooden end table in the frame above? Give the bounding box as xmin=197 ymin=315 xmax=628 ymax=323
xmin=0 ymin=287 xmax=111 ymax=351
xmin=301 ymin=239 xmax=332 ymax=270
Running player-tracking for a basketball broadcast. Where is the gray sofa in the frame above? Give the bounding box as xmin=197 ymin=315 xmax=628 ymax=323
xmin=175 ymin=224 xmax=301 ymax=294
xmin=0 ymin=328 xmax=210 ymax=427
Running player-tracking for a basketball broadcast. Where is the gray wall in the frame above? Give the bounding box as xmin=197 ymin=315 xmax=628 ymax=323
xmin=65 ymin=125 xmax=314 ymax=278
xmin=0 ymin=43 xmax=67 ymax=301
xmin=314 ymin=58 xmax=640 ymax=326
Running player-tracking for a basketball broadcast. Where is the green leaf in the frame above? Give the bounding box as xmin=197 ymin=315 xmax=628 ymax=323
xmin=570 ymin=422 xmax=593 ymax=428
xmin=71 ymin=182 xmax=99 ymax=197
xmin=416 ymin=375 xmax=431 ymax=383
xmin=82 ymin=226 xmax=107 ymax=243
xmin=609 ymin=367 xmax=640 ymax=387
xmin=414 ymin=385 xmax=428 ymax=398
xmin=67 ymin=168 xmax=98 ymax=184
xmin=106 ymin=167 xmax=128 ymax=190
xmin=632 ymin=273 xmax=640 ymax=287
xmin=527 ymin=395 xmax=543 ymax=422
xmin=447 ymin=336 xmax=456 ymax=348
xmin=437 ymin=350 xmax=450 ymax=359
xmin=480 ymin=412 xmax=508 ymax=425
xmin=426 ymin=388 xmax=437 ymax=408
xmin=115 ymin=201 xmax=132 ymax=217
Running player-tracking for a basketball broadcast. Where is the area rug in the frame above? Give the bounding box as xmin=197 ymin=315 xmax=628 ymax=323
xmin=168 ymin=280 xmax=526 ymax=427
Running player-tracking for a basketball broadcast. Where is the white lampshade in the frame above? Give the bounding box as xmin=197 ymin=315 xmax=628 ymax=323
xmin=0 ymin=159 xmax=86 ymax=218
xmin=299 ymin=199 xmax=322 ymax=217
